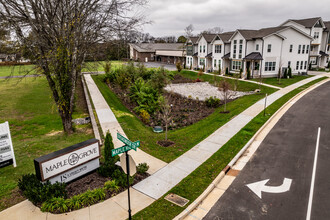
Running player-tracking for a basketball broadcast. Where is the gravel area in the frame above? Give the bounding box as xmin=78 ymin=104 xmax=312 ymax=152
xmin=164 ymin=82 xmax=254 ymax=101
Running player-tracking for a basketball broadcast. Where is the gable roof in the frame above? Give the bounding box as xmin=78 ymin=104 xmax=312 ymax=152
xmin=281 ymin=17 xmax=323 ymax=28
xmin=189 ymin=37 xmax=199 ymax=44
xmin=218 ymin=31 xmax=235 ymax=43
xmin=243 ymin=52 xmax=263 ymax=60
xmin=201 ymin=34 xmax=217 ymax=43
xmin=130 ymin=43 xmax=184 ymax=53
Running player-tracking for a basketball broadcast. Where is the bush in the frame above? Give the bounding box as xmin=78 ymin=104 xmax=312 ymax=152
xmin=104 ymin=180 xmax=120 ymax=193
xmin=137 ymin=163 xmax=149 ymax=174
xmin=283 ymin=68 xmax=288 ymax=78
xmin=205 ymin=96 xmax=221 ymax=108
xmin=18 ymin=174 xmax=67 ymax=205
xmin=149 ymin=67 xmax=170 ymax=92
xmin=98 ymin=131 xmax=119 ymax=177
xmin=66 ymin=195 xmax=83 ymax=210
xmin=140 ymin=109 xmax=150 ymax=124
xmin=112 ymin=169 xmax=133 ymax=187
xmin=103 ymin=62 xmax=111 ymax=74
xmin=41 ymin=197 xmax=69 ymax=213
xmin=225 ymin=67 xmax=229 ymax=75
xmin=176 ymin=61 xmax=182 ymax=72
xmin=246 ymin=69 xmax=251 ymax=79
xmin=288 ymin=67 xmax=292 ymax=78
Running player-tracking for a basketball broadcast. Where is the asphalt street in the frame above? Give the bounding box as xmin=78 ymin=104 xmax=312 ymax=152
xmin=204 ymin=81 xmax=330 ymax=220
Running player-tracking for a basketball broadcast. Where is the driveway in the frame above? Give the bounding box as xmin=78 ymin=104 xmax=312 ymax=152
xmin=137 ymin=62 xmax=177 ymax=71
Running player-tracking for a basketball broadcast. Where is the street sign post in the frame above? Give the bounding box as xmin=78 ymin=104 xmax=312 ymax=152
xmin=112 ymin=133 xmax=140 ymax=220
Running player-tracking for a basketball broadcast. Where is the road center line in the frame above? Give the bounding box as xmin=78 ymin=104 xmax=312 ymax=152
xmin=306 ymin=127 xmax=321 ymax=220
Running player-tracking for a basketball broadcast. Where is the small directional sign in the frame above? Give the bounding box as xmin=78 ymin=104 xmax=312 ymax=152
xmin=117 ymin=133 xmax=140 ymax=151
xmin=112 ymin=145 xmax=131 ymax=157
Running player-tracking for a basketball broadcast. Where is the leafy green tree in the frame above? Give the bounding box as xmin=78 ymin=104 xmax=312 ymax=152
xmin=177 ymin=35 xmax=187 ymax=43
xmin=104 ymin=131 xmax=118 ymax=165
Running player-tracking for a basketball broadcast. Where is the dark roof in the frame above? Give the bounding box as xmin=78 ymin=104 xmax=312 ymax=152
xmin=193 ymin=52 xmax=198 ymax=57
xmin=324 ymin=21 xmax=330 ymax=32
xmin=290 ymin=17 xmax=321 ymax=28
xmin=222 ymin=53 xmax=230 ymax=59
xmin=320 ymin=51 xmax=329 ymax=57
xmin=237 ymin=26 xmax=288 ymax=40
xmin=202 ymin=34 xmax=217 ymax=43
xmin=243 ymin=52 xmax=263 ymax=60
xmin=218 ymin=31 xmax=235 ymax=43
xmin=130 ymin=43 xmax=184 ymax=53
xmin=206 ymin=53 xmax=212 ymax=58
xmin=189 ymin=37 xmax=199 ymax=44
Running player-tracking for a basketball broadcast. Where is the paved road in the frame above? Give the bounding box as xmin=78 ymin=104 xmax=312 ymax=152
xmin=204 ymin=81 xmax=330 ymax=220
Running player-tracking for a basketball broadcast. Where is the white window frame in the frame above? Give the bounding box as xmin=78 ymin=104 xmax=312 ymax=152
xmin=314 ymin=32 xmax=319 ymax=39
xmin=289 ymin=45 xmax=293 ymax=53
xmin=304 ymin=61 xmax=307 ymax=69
xmin=298 ymin=45 xmax=301 ymax=54
xmin=203 ymin=45 xmax=205 ymax=53
xmin=232 ymin=60 xmax=242 ymax=71
xmin=296 ymin=61 xmax=299 ymax=70
xmin=214 ymin=59 xmax=217 ymax=68
xmin=256 ymin=44 xmax=259 ymax=51
xmin=288 ymin=61 xmax=291 ymax=67
xmin=310 ymin=57 xmax=316 ymax=65
xmin=302 ymin=45 xmax=305 ymax=54
xmin=215 ymin=45 xmax=222 ymax=53
xmin=200 ymin=58 xmax=205 ymax=66
xmin=300 ymin=61 xmax=303 ymax=70
xmin=267 ymin=44 xmax=271 ymax=53
xmin=265 ymin=62 xmax=276 ymax=72
xmin=306 ymin=45 xmax=310 ymax=53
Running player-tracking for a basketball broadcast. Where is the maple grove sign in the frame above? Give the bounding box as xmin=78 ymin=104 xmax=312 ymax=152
xmin=34 ymin=139 xmax=100 ymax=183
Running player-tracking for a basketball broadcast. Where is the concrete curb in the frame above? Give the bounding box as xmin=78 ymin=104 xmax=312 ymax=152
xmin=81 ymin=75 xmax=102 ymax=144
xmin=174 ymin=76 xmax=330 ymax=220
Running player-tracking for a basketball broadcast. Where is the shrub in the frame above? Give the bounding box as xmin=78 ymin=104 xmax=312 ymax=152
xmin=140 ymin=109 xmax=150 ymax=124
xmin=18 ymin=174 xmax=67 ymax=205
xmin=205 ymin=96 xmax=221 ymax=108
xmin=176 ymin=61 xmax=182 ymax=72
xmin=104 ymin=180 xmax=120 ymax=193
xmin=246 ymin=69 xmax=251 ymax=79
xmin=103 ymin=62 xmax=111 ymax=74
xmin=41 ymin=197 xmax=69 ymax=213
xmin=283 ymin=68 xmax=288 ymax=78
xmin=98 ymin=131 xmax=119 ymax=177
xmin=225 ymin=67 xmax=229 ymax=75
xmin=66 ymin=195 xmax=83 ymax=210
xmin=112 ymin=169 xmax=133 ymax=187
xmin=137 ymin=163 xmax=149 ymax=174
xmin=239 ymin=68 xmax=243 ymax=78
xmin=149 ymin=67 xmax=170 ymax=92
xmin=288 ymin=67 xmax=292 ymax=78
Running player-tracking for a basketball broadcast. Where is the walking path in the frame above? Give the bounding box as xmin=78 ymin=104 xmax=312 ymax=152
xmin=0 ymin=73 xmax=326 ymax=220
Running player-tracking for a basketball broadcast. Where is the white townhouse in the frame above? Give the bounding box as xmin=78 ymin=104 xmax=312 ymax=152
xmin=321 ymin=21 xmax=330 ymax=67
xmin=280 ymin=17 xmax=329 ymax=68
xmin=226 ymin=26 xmax=313 ymax=78
xmin=210 ymin=32 xmax=234 ymax=73
xmin=185 ymin=37 xmax=199 ymax=69
xmin=196 ymin=34 xmax=217 ymax=71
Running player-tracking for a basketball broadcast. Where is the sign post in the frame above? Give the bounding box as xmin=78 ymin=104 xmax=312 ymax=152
xmin=112 ymin=133 xmax=140 ymax=220
xmin=0 ymin=122 xmax=16 ymax=168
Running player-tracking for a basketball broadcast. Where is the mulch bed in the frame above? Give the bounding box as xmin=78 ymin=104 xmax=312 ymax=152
xmin=157 ymin=140 xmax=175 ymax=147
xmin=66 ymin=170 xmax=149 ymax=198
xmin=107 ymin=76 xmax=216 ymax=130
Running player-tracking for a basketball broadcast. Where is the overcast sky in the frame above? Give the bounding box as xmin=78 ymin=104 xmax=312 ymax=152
xmin=139 ymin=0 xmax=330 ymax=37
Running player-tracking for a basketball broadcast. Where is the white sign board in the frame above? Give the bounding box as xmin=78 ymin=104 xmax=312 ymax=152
xmin=0 ymin=122 xmax=16 ymax=168
xmin=48 ymin=159 xmax=100 ymax=184
xmin=34 ymin=139 xmax=100 ymax=181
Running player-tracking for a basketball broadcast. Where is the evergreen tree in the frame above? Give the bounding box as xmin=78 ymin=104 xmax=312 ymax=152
xmin=288 ymin=67 xmax=292 ymax=78
xmin=104 ymin=131 xmax=119 ymax=165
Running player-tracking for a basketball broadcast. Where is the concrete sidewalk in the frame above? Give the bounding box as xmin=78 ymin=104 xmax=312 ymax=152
xmin=0 ymin=74 xmax=325 ymax=220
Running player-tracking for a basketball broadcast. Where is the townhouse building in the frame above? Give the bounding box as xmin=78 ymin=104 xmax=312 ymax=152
xmin=196 ymin=34 xmax=217 ymax=71
xmin=280 ymin=17 xmax=329 ymax=69
xmin=227 ymin=26 xmax=313 ymax=78
xmin=185 ymin=37 xmax=199 ymax=69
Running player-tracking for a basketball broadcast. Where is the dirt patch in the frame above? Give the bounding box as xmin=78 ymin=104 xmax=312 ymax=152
xmin=0 ymin=188 xmax=25 ymax=212
xmin=171 ymin=74 xmax=194 ymax=84
xmin=157 ymin=140 xmax=175 ymax=147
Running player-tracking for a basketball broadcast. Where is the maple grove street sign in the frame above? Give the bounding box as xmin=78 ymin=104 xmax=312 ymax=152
xmin=111 ymin=133 xmax=140 ymax=157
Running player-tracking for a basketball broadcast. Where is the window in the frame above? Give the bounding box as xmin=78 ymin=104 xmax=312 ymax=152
xmin=190 ymin=58 xmax=192 ymax=64
xmin=203 ymin=45 xmax=205 ymax=53
xmin=300 ymin=61 xmax=303 ymax=70
xmin=314 ymin=32 xmax=319 ymax=39
xmin=232 ymin=61 xmax=242 ymax=71
xmin=187 ymin=58 xmax=189 ymax=64
xmin=298 ymin=45 xmax=301 ymax=54
xmin=215 ymin=45 xmax=222 ymax=53
xmin=239 ymin=40 xmax=243 ymax=44
xmin=218 ymin=60 xmax=221 ymax=68
xmin=306 ymin=45 xmax=309 ymax=53
xmin=200 ymin=58 xmax=205 ymax=66
xmin=256 ymin=44 xmax=259 ymax=51
xmin=265 ymin=62 xmax=276 ymax=71
xmin=267 ymin=44 xmax=271 ymax=53
xmin=200 ymin=45 xmax=202 ymax=53
xmin=288 ymin=61 xmax=291 ymax=67
xmin=302 ymin=45 xmax=305 ymax=54
xmin=310 ymin=57 xmax=316 ymax=65
xmin=214 ymin=59 xmax=217 ymax=68
xmin=296 ymin=61 xmax=299 ymax=70
xmin=233 ymin=45 xmax=237 ymax=58
xmin=289 ymin=45 xmax=293 ymax=52
xmin=304 ymin=61 xmax=307 ymax=69
xmin=239 ymin=44 xmax=243 ymax=59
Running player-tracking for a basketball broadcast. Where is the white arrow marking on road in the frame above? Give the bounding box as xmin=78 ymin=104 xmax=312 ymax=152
xmin=246 ymin=178 xmax=292 ymax=199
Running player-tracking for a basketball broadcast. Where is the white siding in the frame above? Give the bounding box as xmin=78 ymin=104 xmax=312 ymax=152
xmin=212 ymin=39 xmax=224 ymax=70
xmin=261 ymin=35 xmax=283 ymax=77
xmin=197 ymin=37 xmax=208 ymax=68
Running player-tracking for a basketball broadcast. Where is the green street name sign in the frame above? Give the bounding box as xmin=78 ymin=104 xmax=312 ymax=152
xmin=117 ymin=133 xmax=140 ymax=150
xmin=112 ymin=145 xmax=131 ymax=157
xmin=111 ymin=133 xmax=140 ymax=157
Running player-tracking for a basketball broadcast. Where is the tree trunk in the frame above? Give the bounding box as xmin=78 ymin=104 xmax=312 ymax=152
xmin=60 ymin=110 xmax=74 ymax=134
xmin=165 ymin=123 xmax=168 ymax=141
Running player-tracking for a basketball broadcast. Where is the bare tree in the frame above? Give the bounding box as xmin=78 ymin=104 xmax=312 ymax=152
xmin=184 ymin=24 xmax=194 ymax=38
xmin=218 ymin=80 xmax=235 ymax=113
xmin=0 ymin=0 xmax=147 ymax=134
xmin=159 ymin=97 xmax=172 ymax=141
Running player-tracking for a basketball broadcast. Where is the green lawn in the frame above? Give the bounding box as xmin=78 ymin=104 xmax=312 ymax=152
xmin=92 ymin=70 xmax=277 ymax=163
xmin=0 ymin=61 xmax=126 ymax=77
xmin=0 ymin=77 xmax=94 ymax=211
xmin=249 ymin=75 xmax=312 ymax=88
xmin=133 ymin=77 xmax=328 ymax=220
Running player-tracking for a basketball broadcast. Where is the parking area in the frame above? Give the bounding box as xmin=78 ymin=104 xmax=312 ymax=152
xmin=138 ymin=62 xmax=177 ymax=71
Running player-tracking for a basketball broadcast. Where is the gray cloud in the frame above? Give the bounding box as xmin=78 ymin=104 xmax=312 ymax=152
xmin=140 ymin=0 xmax=330 ymax=37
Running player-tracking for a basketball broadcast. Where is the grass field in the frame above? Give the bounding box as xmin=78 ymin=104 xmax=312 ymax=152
xmin=133 ymin=76 xmax=328 ymax=220
xmin=0 ymin=61 xmax=126 ymax=77
xmin=92 ymin=70 xmax=277 ymax=163
xmin=0 ymin=77 xmax=94 ymax=211
xmin=249 ymin=75 xmax=312 ymax=88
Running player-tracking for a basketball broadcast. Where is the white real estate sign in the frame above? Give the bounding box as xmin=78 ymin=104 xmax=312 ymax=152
xmin=0 ymin=122 xmax=16 ymax=168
